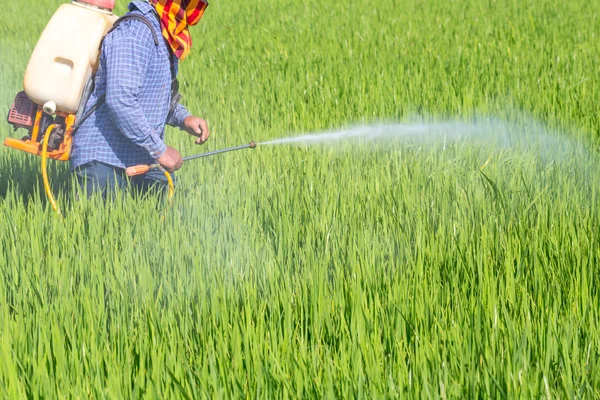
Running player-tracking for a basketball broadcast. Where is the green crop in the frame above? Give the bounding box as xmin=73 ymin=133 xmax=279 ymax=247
xmin=1 ymin=0 xmax=599 ymax=398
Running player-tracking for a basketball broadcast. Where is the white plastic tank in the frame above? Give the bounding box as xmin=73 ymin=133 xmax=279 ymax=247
xmin=23 ymin=0 xmax=118 ymax=114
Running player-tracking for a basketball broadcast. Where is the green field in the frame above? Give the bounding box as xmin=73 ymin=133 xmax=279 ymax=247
xmin=1 ymin=0 xmax=600 ymax=397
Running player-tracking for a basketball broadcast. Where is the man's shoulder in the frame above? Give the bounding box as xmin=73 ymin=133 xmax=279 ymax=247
xmin=105 ymin=6 xmax=160 ymax=49
xmin=128 ymin=1 xmax=158 ymax=16
xmin=127 ymin=1 xmax=154 ymax=12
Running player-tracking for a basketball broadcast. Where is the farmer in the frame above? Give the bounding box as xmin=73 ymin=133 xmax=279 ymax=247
xmin=71 ymin=0 xmax=210 ymax=197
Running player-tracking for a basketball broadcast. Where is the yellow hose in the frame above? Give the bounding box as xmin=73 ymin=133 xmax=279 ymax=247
xmin=164 ymin=170 xmax=175 ymax=201
xmin=159 ymin=168 xmax=174 ymax=222
xmin=41 ymin=124 xmax=62 ymax=216
xmin=157 ymin=166 xmax=175 ymax=202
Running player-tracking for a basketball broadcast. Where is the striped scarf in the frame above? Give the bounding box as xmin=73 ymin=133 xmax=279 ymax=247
xmin=148 ymin=0 xmax=208 ymax=60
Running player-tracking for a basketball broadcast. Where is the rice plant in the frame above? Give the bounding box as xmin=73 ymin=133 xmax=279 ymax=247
xmin=0 ymin=0 xmax=599 ymax=397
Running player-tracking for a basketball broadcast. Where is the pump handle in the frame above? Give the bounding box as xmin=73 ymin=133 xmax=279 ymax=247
xmin=125 ymin=164 xmax=155 ymax=177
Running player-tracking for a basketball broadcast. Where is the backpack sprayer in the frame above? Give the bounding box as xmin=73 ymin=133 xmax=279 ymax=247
xmin=4 ymin=0 xmax=255 ymax=215
xmin=5 ymin=0 xmax=118 ymax=215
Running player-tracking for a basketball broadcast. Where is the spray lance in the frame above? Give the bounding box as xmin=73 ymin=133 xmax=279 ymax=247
xmin=125 ymin=142 xmax=257 ymax=198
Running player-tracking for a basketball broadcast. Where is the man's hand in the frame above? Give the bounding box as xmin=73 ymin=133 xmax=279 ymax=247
xmin=183 ymin=116 xmax=210 ymax=145
xmin=156 ymin=146 xmax=183 ymax=172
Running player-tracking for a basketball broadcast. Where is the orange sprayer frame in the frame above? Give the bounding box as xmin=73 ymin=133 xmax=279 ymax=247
xmin=3 ymin=107 xmax=76 ymax=161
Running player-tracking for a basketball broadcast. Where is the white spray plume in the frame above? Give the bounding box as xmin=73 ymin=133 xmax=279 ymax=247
xmin=260 ymin=121 xmax=485 ymax=146
xmin=259 ymin=117 xmax=588 ymax=160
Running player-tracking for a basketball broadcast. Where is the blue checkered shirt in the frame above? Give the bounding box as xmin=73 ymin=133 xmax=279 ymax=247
xmin=70 ymin=1 xmax=190 ymax=170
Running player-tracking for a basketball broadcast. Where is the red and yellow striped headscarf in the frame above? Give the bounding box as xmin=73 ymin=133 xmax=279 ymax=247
xmin=149 ymin=0 xmax=208 ymax=60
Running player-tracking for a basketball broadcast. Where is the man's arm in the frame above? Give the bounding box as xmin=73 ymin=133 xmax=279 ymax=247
xmin=168 ymin=104 xmax=210 ymax=145
xmin=102 ymin=22 xmax=182 ymax=171
xmin=167 ymin=103 xmax=191 ymax=129
xmin=103 ymin=25 xmax=167 ymax=159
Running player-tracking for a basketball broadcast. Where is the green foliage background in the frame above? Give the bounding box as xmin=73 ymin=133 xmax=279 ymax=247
xmin=0 ymin=0 xmax=599 ymax=397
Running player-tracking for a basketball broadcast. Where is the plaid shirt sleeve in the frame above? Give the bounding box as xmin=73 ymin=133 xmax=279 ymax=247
xmin=167 ymin=103 xmax=191 ymax=129
xmin=104 ymin=23 xmax=167 ymax=159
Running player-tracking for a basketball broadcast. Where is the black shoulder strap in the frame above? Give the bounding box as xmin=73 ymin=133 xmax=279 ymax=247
xmin=73 ymin=14 xmax=161 ymax=133
xmin=99 ymin=14 xmax=160 ymax=50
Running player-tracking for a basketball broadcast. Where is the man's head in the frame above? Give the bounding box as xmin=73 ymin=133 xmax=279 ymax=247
xmin=149 ymin=0 xmax=209 ymax=60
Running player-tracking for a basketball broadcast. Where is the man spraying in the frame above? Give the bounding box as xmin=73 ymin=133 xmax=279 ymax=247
xmin=71 ymin=0 xmax=210 ymax=197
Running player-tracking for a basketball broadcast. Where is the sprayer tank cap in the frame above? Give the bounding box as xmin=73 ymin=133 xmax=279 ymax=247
xmin=74 ymin=0 xmax=116 ymax=11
